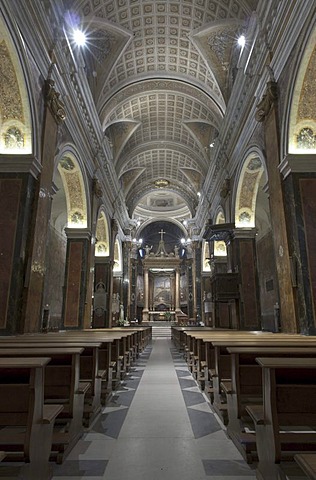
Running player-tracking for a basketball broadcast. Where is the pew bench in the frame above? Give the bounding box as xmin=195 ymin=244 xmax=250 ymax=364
xmin=0 ymin=345 xmax=90 ymax=463
xmin=246 ymin=357 xmax=316 ymax=480
xmin=0 ymin=357 xmax=63 ymax=480
xmin=295 ymin=454 xmax=316 ymax=480
xmin=0 ymin=335 xmax=113 ymax=409
xmin=221 ymin=346 xmax=316 ymax=463
xmin=209 ymin=336 xmax=316 ymax=426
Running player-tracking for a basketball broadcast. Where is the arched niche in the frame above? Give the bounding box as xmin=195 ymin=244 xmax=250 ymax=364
xmin=202 ymin=240 xmax=211 ymax=272
xmin=113 ymin=237 xmax=122 ymax=275
xmin=214 ymin=210 xmax=227 ymax=257
xmin=0 ymin=16 xmax=32 ymax=154
xmin=234 ymin=153 xmax=265 ymax=229
xmin=288 ymin=25 xmax=316 ymax=154
xmin=95 ymin=210 xmax=110 ymax=257
xmin=55 ymin=152 xmax=89 ymax=230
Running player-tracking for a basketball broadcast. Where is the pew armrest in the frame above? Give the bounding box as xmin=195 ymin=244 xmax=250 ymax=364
xmin=295 ymin=454 xmax=316 ymax=480
xmin=221 ymin=381 xmax=233 ymax=395
xmin=97 ymin=369 xmax=107 ymax=379
xmin=246 ymin=404 xmax=264 ymax=425
xmin=78 ymin=381 xmax=91 ymax=395
xmin=42 ymin=404 xmax=64 ymax=424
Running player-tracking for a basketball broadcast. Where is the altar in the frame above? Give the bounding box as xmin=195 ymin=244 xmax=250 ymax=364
xmin=141 ymin=229 xmax=182 ymax=322
xmin=148 ymin=311 xmax=175 ymax=321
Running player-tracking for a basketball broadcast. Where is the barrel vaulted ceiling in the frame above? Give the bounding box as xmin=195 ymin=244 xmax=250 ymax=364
xmin=68 ymin=0 xmax=258 ymax=222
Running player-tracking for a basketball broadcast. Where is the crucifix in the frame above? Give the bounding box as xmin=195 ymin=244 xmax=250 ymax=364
xmin=159 ymin=229 xmax=166 ymax=242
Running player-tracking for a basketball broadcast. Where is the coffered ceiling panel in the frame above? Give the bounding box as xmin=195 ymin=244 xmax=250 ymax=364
xmin=70 ymin=0 xmax=257 ymax=220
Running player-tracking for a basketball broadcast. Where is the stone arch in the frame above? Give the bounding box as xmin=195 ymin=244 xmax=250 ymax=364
xmin=0 ymin=15 xmax=32 ymax=155
xmin=288 ymin=24 xmax=316 ymax=154
xmin=234 ymin=151 xmax=266 ymax=229
xmin=213 ymin=209 xmax=227 ymax=257
xmin=137 ymin=217 xmax=187 ymax=240
xmin=113 ymin=237 xmax=123 ymax=275
xmin=52 ymin=146 xmax=90 ymax=232
xmin=202 ymin=239 xmax=211 ymax=272
xmin=95 ymin=208 xmax=110 ymax=257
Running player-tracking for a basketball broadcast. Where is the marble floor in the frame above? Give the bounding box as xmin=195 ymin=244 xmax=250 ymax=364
xmin=0 ymin=338 xmax=307 ymax=479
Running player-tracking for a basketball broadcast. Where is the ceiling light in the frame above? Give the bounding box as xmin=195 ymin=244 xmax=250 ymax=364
xmin=73 ymin=29 xmax=86 ymax=47
xmin=238 ymin=35 xmax=245 ymax=48
xmin=154 ymin=179 xmax=169 ymax=189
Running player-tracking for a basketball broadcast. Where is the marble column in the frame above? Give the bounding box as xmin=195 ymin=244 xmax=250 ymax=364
xmin=175 ymin=267 xmax=181 ymax=313
xmin=0 ymin=156 xmax=40 ymax=334
xmin=143 ymin=267 xmax=149 ymax=322
xmin=23 ymin=80 xmax=66 ymax=333
xmin=191 ymin=241 xmax=199 ymax=320
xmin=92 ymin=257 xmax=109 ymax=328
xmin=256 ymin=81 xmax=296 ymax=332
xmin=279 ymin=154 xmax=316 ymax=333
xmin=62 ymin=228 xmax=91 ymax=329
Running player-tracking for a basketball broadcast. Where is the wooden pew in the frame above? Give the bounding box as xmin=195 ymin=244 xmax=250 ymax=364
xmin=246 ymin=357 xmax=316 ymax=480
xmin=222 ymin=346 xmax=316 ymax=462
xmin=0 ymin=339 xmax=104 ymax=424
xmin=0 ymin=346 xmax=90 ymax=464
xmin=0 ymin=357 xmax=63 ymax=479
xmin=208 ymin=335 xmax=316 ymax=419
xmin=0 ymin=334 xmax=113 ymax=407
xmin=295 ymin=454 xmax=316 ymax=479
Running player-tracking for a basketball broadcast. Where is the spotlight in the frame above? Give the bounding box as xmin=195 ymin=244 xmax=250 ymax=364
xmin=73 ymin=29 xmax=86 ymax=47
xmin=238 ymin=35 xmax=245 ymax=48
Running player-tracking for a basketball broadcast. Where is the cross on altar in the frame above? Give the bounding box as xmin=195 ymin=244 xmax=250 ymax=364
xmin=159 ymin=229 xmax=166 ymax=241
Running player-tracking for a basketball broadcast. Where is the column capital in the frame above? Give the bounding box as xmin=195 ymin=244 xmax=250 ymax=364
xmin=94 ymin=256 xmax=113 ymax=265
xmin=279 ymin=153 xmax=316 ymax=179
xmin=0 ymin=154 xmax=41 ymax=179
xmin=232 ymin=228 xmax=257 ymax=240
xmin=64 ymin=227 xmax=91 ymax=240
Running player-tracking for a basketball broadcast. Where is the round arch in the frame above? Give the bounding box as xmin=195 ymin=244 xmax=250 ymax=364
xmin=95 ymin=208 xmax=111 ymax=257
xmin=0 ymin=14 xmax=33 ymax=155
xmin=52 ymin=144 xmax=91 ymax=233
xmin=233 ymin=149 xmax=267 ymax=230
xmin=113 ymin=236 xmax=123 ymax=275
xmin=287 ymin=22 xmax=316 ymax=155
xmin=137 ymin=217 xmax=187 ymax=240
xmin=214 ymin=208 xmax=227 ymax=257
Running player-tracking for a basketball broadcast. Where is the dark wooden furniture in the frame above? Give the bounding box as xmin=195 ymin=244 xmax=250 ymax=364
xmin=295 ymin=454 xmax=316 ymax=480
xmin=0 ymin=357 xmax=63 ymax=479
xmin=247 ymin=357 xmax=316 ymax=480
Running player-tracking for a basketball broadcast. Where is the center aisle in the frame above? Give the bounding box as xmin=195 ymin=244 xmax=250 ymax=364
xmin=52 ymin=338 xmax=256 ymax=480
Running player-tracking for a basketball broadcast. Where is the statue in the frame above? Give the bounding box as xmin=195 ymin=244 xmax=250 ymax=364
xmin=45 ymin=79 xmax=66 ymax=124
xmin=145 ymin=245 xmax=152 ymax=256
xmin=119 ymin=303 xmax=125 ymax=326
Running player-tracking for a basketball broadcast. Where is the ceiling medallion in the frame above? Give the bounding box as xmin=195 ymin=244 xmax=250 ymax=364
xmin=154 ymin=179 xmax=170 ymax=189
